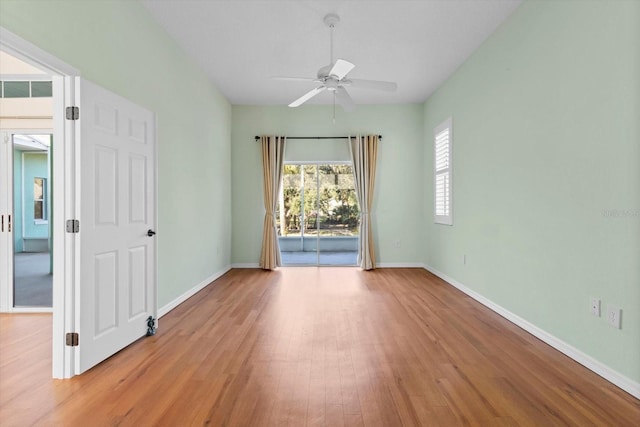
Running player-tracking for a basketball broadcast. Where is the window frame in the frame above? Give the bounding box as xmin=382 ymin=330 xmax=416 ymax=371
xmin=434 ymin=117 xmax=453 ymax=225
xmin=34 ymin=176 xmax=47 ymax=223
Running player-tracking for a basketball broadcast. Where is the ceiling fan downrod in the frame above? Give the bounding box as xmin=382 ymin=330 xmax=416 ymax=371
xmin=324 ymin=13 xmax=340 ymax=65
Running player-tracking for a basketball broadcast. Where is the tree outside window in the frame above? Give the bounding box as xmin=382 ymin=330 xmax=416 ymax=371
xmin=277 ymin=164 xmax=359 ymax=237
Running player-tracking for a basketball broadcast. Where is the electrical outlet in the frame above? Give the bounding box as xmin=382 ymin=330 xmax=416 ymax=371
xmin=590 ymin=298 xmax=600 ymax=317
xmin=606 ymin=305 xmax=622 ymax=329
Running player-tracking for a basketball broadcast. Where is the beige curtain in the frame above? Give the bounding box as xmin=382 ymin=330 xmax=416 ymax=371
xmin=259 ymin=136 xmax=286 ymax=270
xmin=349 ymin=135 xmax=378 ymax=270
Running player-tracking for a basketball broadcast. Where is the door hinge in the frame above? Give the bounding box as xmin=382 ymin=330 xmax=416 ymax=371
xmin=66 ymin=106 xmax=79 ymax=120
xmin=66 ymin=332 xmax=79 ymax=346
xmin=66 ymin=219 xmax=79 ymax=233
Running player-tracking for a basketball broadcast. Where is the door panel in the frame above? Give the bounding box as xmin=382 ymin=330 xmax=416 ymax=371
xmin=318 ymin=165 xmax=359 ymax=266
xmin=78 ymin=78 xmax=156 ymax=374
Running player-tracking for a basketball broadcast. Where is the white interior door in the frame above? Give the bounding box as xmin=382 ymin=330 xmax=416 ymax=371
xmin=77 ymin=78 xmax=156 ymax=373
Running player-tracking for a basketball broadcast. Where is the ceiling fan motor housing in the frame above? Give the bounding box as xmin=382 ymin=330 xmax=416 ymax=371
xmin=317 ymin=64 xmax=334 ymax=79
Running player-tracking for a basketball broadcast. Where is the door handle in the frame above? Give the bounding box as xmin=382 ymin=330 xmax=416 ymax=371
xmin=147 ymin=229 xmax=156 ymax=237
xmin=1 ymin=215 xmax=3 ymax=232
xmin=7 ymin=214 xmax=10 ymax=232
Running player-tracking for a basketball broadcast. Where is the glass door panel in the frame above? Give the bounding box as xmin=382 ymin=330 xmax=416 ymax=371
xmin=12 ymin=134 xmax=53 ymax=307
xmin=277 ymin=165 xmax=306 ymax=264
xmin=279 ymin=163 xmax=359 ymax=266
xmin=318 ymin=165 xmax=359 ymax=266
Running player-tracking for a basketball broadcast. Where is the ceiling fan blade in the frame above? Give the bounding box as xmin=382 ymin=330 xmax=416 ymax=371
xmin=346 ymin=78 xmax=398 ymax=92
xmin=272 ymin=76 xmax=319 ymax=83
xmin=335 ymin=87 xmax=355 ymax=112
xmin=329 ymin=59 xmax=355 ymax=80
xmin=289 ymin=86 xmax=326 ymax=107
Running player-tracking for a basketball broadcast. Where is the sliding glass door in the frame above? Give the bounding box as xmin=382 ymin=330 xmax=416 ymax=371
xmin=317 ymin=165 xmax=359 ymax=265
xmin=0 ymin=132 xmax=53 ymax=309
xmin=277 ymin=163 xmax=359 ymax=266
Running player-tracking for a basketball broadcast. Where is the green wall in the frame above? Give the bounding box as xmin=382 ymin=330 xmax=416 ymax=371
xmin=21 ymin=152 xmax=49 ymax=240
xmin=3 ymin=0 xmax=637 ymax=389
xmin=423 ymin=0 xmax=639 ymax=384
xmin=231 ymin=105 xmax=424 ymax=266
xmin=0 ymin=0 xmax=232 ymax=308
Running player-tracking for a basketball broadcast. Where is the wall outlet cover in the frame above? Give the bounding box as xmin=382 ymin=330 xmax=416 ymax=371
xmin=590 ymin=298 xmax=600 ymax=317
xmin=606 ymin=305 xmax=622 ymax=329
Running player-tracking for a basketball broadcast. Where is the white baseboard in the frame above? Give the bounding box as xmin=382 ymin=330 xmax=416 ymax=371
xmin=377 ymin=262 xmax=425 ymax=268
xmin=6 ymin=307 xmax=53 ymax=314
xmin=158 ymin=265 xmax=231 ymax=318
xmin=423 ymin=264 xmax=640 ymax=400
xmin=231 ymin=263 xmax=424 ymax=269
xmin=231 ymin=262 xmax=424 ymax=269
xmin=231 ymin=263 xmax=260 ymax=268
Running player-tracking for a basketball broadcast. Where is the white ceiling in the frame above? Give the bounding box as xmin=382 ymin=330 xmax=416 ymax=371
xmin=141 ymin=0 xmax=522 ymax=106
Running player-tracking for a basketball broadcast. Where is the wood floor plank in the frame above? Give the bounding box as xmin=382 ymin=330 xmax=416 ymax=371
xmin=1 ymin=268 xmax=638 ymax=426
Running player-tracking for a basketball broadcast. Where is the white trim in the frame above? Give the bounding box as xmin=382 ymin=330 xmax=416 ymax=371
xmin=423 ymin=264 xmax=640 ymax=399
xmin=1 ymin=26 xmax=80 ymax=379
xmin=230 ymin=263 xmax=260 ymax=269
xmin=152 ymin=113 xmax=159 ymax=328
xmin=158 ymin=265 xmax=231 ymax=318
xmin=0 ymin=75 xmax=53 ymax=81
xmin=377 ymin=263 xmax=425 ymax=268
xmin=59 ymin=75 xmax=77 ymax=379
xmin=230 ymin=263 xmax=429 ymax=269
xmin=9 ymin=307 xmax=53 ymax=313
xmin=0 ymin=27 xmax=79 ymax=77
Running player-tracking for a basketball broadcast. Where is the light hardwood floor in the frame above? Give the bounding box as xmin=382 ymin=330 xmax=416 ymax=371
xmin=1 ymin=268 xmax=638 ymax=426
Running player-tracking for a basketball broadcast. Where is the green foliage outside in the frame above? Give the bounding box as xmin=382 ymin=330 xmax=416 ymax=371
xmin=277 ymin=164 xmax=360 ymax=237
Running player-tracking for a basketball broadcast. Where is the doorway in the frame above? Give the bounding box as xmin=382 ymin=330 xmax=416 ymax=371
xmin=0 ymin=49 xmax=55 ymax=311
xmin=1 ymin=33 xmax=159 ymax=377
xmin=277 ymin=163 xmax=359 ymax=266
xmin=3 ymin=133 xmax=53 ymax=308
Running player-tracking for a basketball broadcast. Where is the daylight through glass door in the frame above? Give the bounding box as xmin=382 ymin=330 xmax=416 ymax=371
xmin=277 ymin=163 xmax=359 ymax=266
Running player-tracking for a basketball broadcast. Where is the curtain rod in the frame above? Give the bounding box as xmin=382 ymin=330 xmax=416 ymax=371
xmin=254 ymin=135 xmax=382 ymax=141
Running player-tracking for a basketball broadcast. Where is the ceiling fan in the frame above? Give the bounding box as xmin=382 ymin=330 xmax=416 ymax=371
xmin=273 ymin=13 xmax=398 ymax=113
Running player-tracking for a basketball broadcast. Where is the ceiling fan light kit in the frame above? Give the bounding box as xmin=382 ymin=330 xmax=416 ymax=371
xmin=275 ymin=13 xmax=397 ymax=114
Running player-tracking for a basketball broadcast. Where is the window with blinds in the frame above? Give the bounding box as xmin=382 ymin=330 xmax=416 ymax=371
xmin=434 ymin=118 xmax=452 ymax=225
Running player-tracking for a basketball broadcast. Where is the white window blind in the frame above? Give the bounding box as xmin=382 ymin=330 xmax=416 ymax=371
xmin=434 ymin=118 xmax=452 ymax=225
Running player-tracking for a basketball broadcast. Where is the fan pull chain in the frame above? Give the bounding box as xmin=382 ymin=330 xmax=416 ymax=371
xmin=333 ymin=92 xmax=336 ymax=123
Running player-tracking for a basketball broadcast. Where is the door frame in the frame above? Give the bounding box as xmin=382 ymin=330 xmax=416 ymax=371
xmin=2 ymin=27 xmax=159 ymax=379
xmin=280 ymin=160 xmax=357 ymax=266
xmin=1 ymin=26 xmax=79 ymax=378
xmin=0 ymin=130 xmax=53 ymax=313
